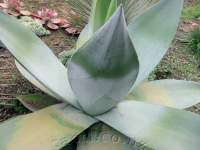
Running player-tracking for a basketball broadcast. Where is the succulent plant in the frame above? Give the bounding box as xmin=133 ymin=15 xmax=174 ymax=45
xmin=1 ymin=0 xmax=200 ymax=150
xmin=19 ymin=16 xmax=51 ymax=36
xmin=36 ymin=7 xmax=79 ymax=34
xmin=0 ymin=0 xmax=31 ymax=17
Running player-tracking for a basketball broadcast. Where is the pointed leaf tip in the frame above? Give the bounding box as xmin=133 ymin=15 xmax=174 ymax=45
xmin=128 ymin=0 xmax=184 ymax=88
xmin=68 ymin=6 xmax=139 ymax=116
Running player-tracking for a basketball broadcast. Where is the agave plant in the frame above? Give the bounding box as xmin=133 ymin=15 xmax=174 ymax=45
xmin=1 ymin=0 xmax=200 ymax=149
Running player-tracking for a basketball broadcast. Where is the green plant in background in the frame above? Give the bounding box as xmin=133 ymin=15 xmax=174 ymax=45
xmin=59 ymin=48 xmax=76 ymax=66
xmin=2 ymin=0 xmax=200 ymax=150
xmin=182 ymin=3 xmax=200 ymax=20
xmin=19 ymin=16 xmax=51 ymax=36
xmin=190 ymin=25 xmax=200 ymax=55
xmin=11 ymin=99 xmax=30 ymax=114
xmin=148 ymin=63 xmax=173 ymax=81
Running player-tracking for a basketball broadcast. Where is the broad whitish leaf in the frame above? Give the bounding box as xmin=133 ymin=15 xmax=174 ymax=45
xmin=127 ymin=80 xmax=200 ymax=109
xmin=17 ymin=94 xmax=59 ymax=111
xmin=68 ymin=6 xmax=139 ymax=115
xmin=128 ymin=0 xmax=184 ymax=88
xmin=0 ymin=12 xmax=79 ymax=108
xmin=76 ymin=24 xmax=93 ymax=49
xmin=97 ymin=101 xmax=200 ymax=150
xmin=0 ymin=104 xmax=97 ymax=150
xmin=15 ymin=61 xmax=58 ymax=98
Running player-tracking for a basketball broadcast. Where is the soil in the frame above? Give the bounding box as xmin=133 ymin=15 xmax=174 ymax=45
xmin=0 ymin=0 xmax=200 ymax=122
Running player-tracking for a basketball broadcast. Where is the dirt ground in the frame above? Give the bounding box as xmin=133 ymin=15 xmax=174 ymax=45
xmin=0 ymin=0 xmax=200 ymax=122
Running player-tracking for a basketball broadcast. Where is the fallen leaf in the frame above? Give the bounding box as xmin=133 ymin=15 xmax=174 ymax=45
xmin=20 ymin=10 xmax=31 ymax=16
xmin=47 ymin=22 xmax=59 ymax=30
xmin=61 ymin=23 xmax=71 ymax=28
xmin=180 ymin=21 xmax=199 ymax=32
xmin=7 ymin=10 xmax=20 ymax=17
xmin=30 ymin=12 xmax=42 ymax=19
xmin=65 ymin=27 xmax=77 ymax=34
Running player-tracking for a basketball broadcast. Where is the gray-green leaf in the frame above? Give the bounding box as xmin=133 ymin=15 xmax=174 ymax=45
xmin=17 ymin=94 xmax=60 ymax=111
xmin=128 ymin=0 xmax=184 ymax=88
xmin=68 ymin=6 xmax=139 ymax=115
xmin=97 ymin=101 xmax=200 ymax=150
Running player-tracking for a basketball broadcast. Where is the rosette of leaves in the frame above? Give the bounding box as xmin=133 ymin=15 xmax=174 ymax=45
xmin=36 ymin=7 xmax=80 ymax=35
xmin=0 ymin=0 xmax=31 ymax=17
xmin=37 ymin=8 xmax=60 ymax=30
xmin=19 ymin=16 xmax=51 ymax=36
xmin=2 ymin=0 xmax=200 ymax=150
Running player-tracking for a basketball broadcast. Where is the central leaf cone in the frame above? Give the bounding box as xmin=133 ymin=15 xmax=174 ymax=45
xmin=68 ymin=6 xmax=139 ymax=116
